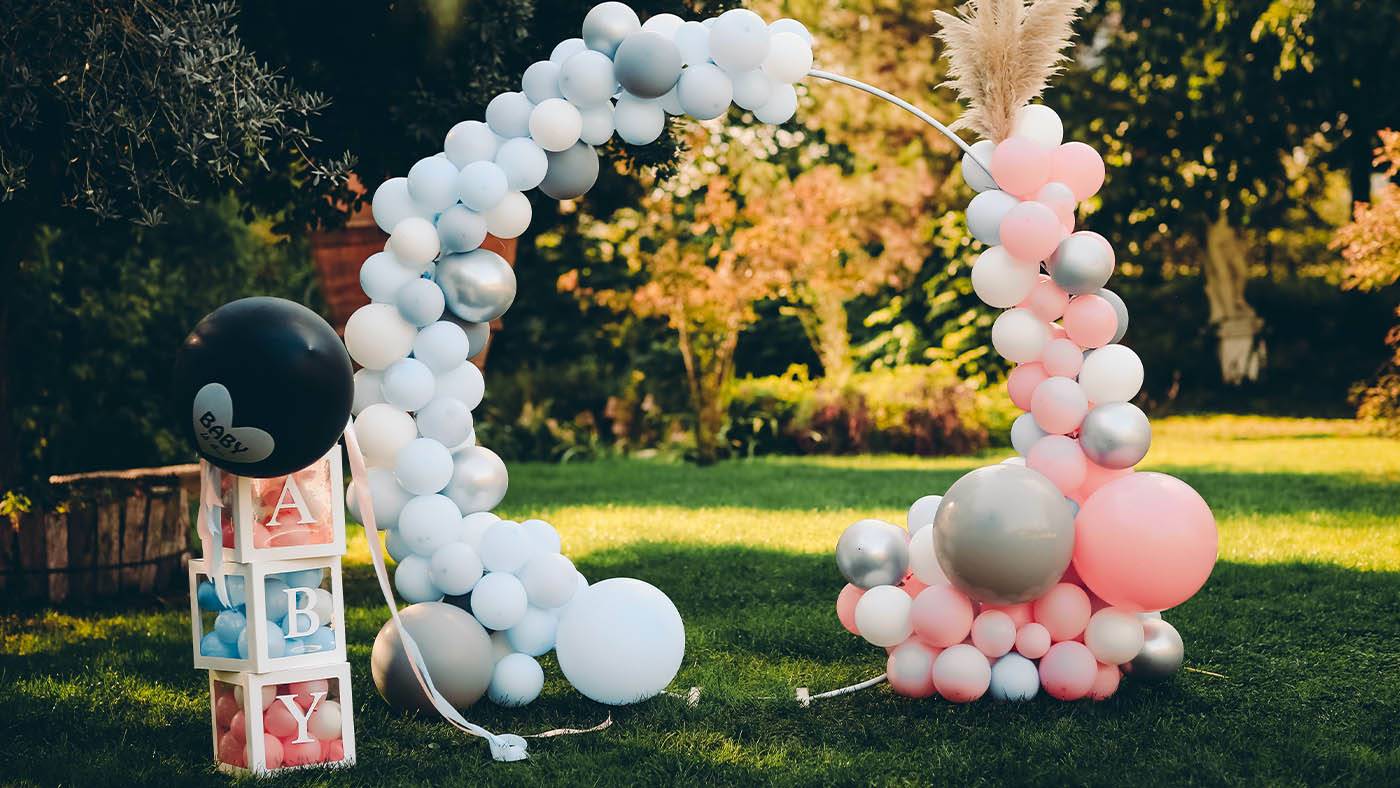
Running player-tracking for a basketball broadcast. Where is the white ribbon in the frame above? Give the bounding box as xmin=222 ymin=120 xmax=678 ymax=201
xmin=195 ymin=460 xmax=231 ymax=608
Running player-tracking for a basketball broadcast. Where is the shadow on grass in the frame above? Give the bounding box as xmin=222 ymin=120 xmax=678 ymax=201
xmin=2 ymin=542 xmax=1398 ymax=785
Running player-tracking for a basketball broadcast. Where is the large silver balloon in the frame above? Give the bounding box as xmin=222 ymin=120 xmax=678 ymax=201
xmin=1126 ymin=618 xmax=1184 ymax=679
xmin=438 ymin=249 xmax=516 ymax=323
xmin=540 ymin=141 xmax=600 ymax=201
xmin=933 ymin=464 xmax=1075 ymax=604
xmin=835 ymin=519 xmax=909 ymax=589
xmin=447 ymin=445 xmax=509 ymax=514
xmin=1096 ymin=287 xmax=1129 ymax=343
xmin=613 ymin=31 xmax=682 ymax=99
xmin=1079 ymin=402 xmax=1152 ymax=469
xmin=1050 ymin=234 xmax=1114 ymax=294
xmin=371 ymin=602 xmax=494 ymax=712
xmin=582 ymin=1 xmax=640 ymax=58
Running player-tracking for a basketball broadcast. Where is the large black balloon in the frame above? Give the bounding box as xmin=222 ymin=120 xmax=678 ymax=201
xmin=174 ymin=297 xmax=353 ymax=477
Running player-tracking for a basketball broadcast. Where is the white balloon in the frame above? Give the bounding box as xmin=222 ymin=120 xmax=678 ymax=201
xmin=306 ymin=699 xmax=342 ymax=740
xmin=444 ymin=120 xmax=501 ymax=167
xmin=371 ymin=177 xmax=425 ymax=234
xmin=1002 ymin=455 xmax=1027 ymax=466
xmin=459 ymin=511 xmax=500 ymax=552
xmin=395 ymin=438 xmax=455 ymax=496
xmin=351 ymin=368 xmax=386 ymax=416
xmin=966 ymin=189 xmax=1019 ymax=246
xmin=991 ymin=307 xmax=1049 ymax=363
xmin=345 ymin=303 xmax=416 ymax=370
xmin=888 ymin=640 xmax=937 ymax=691
xmin=353 ymin=404 xmax=418 ymax=467
xmin=310 ymin=587 xmax=336 ymax=630
xmin=908 ymin=524 xmax=949 ymax=586
xmin=1077 ymin=344 xmax=1144 ymax=403
xmin=961 ymin=139 xmax=999 ymax=192
xmin=709 ymin=8 xmax=770 ymax=73
xmin=1010 ymin=412 xmax=1049 ymax=456
xmin=429 ymin=541 xmax=484 ymax=596
xmin=676 ymin=64 xmax=732 ymax=121
xmin=853 ymin=584 xmax=913 ymax=647
xmin=360 ymin=250 xmax=416 ymax=303
xmin=357 ymin=466 xmax=412 ymax=529
xmin=505 ymin=606 xmax=558 ymax=657
xmin=413 ymin=321 xmax=469 ymax=373
xmin=380 ymin=357 xmax=435 ymax=412
xmin=488 ymin=652 xmax=544 ymax=706
xmin=478 ymin=520 xmax=538 ymax=573
xmin=550 ymin=37 xmax=587 ymax=65
xmin=456 ymin=160 xmax=508 ymax=212
xmin=971 ymin=245 xmax=1039 ymax=308
xmin=394 ymin=554 xmax=442 ymax=603
xmin=485 ymin=91 xmax=534 ymax=138
xmin=396 ymin=277 xmax=447 ymax=327
xmin=520 ymin=518 xmax=561 ymax=553
xmin=407 ymin=155 xmax=461 ymax=211
xmin=1085 ymin=607 xmax=1146 ymax=665
xmin=906 ymin=494 xmax=942 ymax=536
xmin=494 ymin=137 xmax=549 ymax=192
xmin=388 ymin=217 xmax=441 ymax=269
xmin=471 ymin=571 xmax=529 ymax=630
xmin=435 ymin=205 xmax=489 ymax=254
xmin=730 ymin=70 xmax=772 ymax=111
xmin=415 ymin=397 xmax=473 ymax=447
xmin=578 ymin=102 xmax=615 ymax=145
xmin=529 ymin=98 xmax=584 ymax=152
xmin=641 ymin=12 xmax=684 ymax=38
xmin=555 ymin=578 xmax=684 ymax=705
xmin=753 ymin=82 xmax=797 ymax=124
xmin=522 ymin=60 xmax=564 ymax=103
xmin=762 ymin=31 xmax=812 ymax=84
xmin=447 ymin=445 xmax=508 ymax=513
xmin=482 ymin=191 xmax=532 ymax=239
xmin=559 ymin=50 xmax=617 ymax=107
xmin=521 ymin=552 xmax=578 ymax=608
xmin=989 ymin=653 xmax=1040 ymax=701
xmin=434 ymin=361 xmax=485 ymax=411
xmin=768 ymin=18 xmax=813 ymax=44
xmin=1012 ymin=104 xmax=1064 ymax=149
xmin=673 ymin=20 xmax=711 ymax=67
xmin=613 ymin=94 xmax=665 ymax=144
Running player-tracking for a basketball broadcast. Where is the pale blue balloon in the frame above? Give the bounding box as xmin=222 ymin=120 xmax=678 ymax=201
xmin=301 ymin=626 xmax=337 ymax=654
xmin=385 ymin=528 xmax=413 ymax=562
xmin=989 ymin=653 xmax=1040 ymax=701
xmin=280 ymin=568 xmax=325 ymax=589
xmin=213 ymin=609 xmax=246 ymax=644
xmin=196 ymin=580 xmax=222 ymax=611
xmin=456 ymin=160 xmax=509 ymax=212
xmin=225 ymin=575 xmax=247 ymax=607
xmin=436 ymin=205 xmax=488 ymax=254
xmin=485 ymin=91 xmax=534 ymax=139
xmin=522 ymin=60 xmax=564 ymax=104
xmin=677 ymin=63 xmax=733 ymax=121
xmin=407 ymin=155 xmax=461 ymax=211
xmin=396 ymin=277 xmax=447 ymax=327
xmin=264 ymin=577 xmax=290 ymax=622
xmin=559 ymin=50 xmax=617 ymax=107
xmin=200 ymin=631 xmax=235 ymax=658
xmin=237 ymin=618 xmax=286 ymax=659
xmin=495 ymin=137 xmax=549 ymax=192
xmin=506 ymin=606 xmax=559 ymax=657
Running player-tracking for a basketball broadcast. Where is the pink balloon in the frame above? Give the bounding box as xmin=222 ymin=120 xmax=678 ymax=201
xmin=1050 ymin=142 xmax=1105 ymax=201
xmin=1032 ymin=582 xmax=1091 ymax=641
xmin=999 ymin=201 xmax=1062 ymax=263
xmin=902 ymin=575 xmax=929 ymax=599
xmin=1021 ymin=274 xmax=1069 ymax=322
xmin=984 ymin=601 xmax=1033 ymax=628
xmin=1036 ymin=181 xmax=1077 ymax=231
xmin=1030 ymin=376 xmax=1088 ymax=434
xmin=932 ymin=643 xmax=992 ymax=703
xmin=321 ymin=738 xmax=347 ymax=763
xmin=1039 ymin=641 xmax=1098 ymax=700
xmin=217 ymin=731 xmax=243 ymax=766
xmin=991 ymin=138 xmax=1053 ymax=197
xmin=836 ymin=584 xmax=864 ymax=635
xmin=1006 ymin=362 xmax=1048 ymax=411
xmin=886 ymin=639 xmax=939 ymax=698
xmin=1026 ymin=434 xmax=1088 ymax=494
xmin=215 ymin=694 xmax=240 ymax=728
xmin=1075 ymin=460 xmax=1133 ymax=503
xmin=970 ymin=610 xmax=1017 ymax=658
xmin=910 ymin=584 xmax=975 ymax=648
xmin=286 ymin=679 xmax=330 ymax=710
xmin=1048 ymin=322 xmax=1069 ymax=341
xmin=281 ymin=737 xmax=322 ymax=767
xmin=1064 ymin=295 xmax=1117 ymax=348
xmin=1074 ymin=472 xmax=1219 ymax=612
xmin=262 ymin=732 xmax=285 ymax=770
xmin=227 ymin=710 xmax=247 ymax=744
xmin=263 ymin=701 xmax=298 ymax=739
xmin=1041 ymin=337 xmax=1084 ymax=377
xmin=1015 ymin=622 xmax=1052 ymax=659
xmin=1088 ymin=662 xmax=1121 ymax=701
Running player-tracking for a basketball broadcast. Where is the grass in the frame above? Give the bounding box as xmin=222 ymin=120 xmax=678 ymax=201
xmin=2 ymin=415 xmax=1398 ymax=785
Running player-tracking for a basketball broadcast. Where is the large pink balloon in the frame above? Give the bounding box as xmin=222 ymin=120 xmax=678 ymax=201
xmin=991 ymin=138 xmax=1052 ymax=197
xmin=1038 ymin=641 xmax=1097 ymax=700
xmin=1049 ymin=142 xmax=1105 ymax=201
xmin=999 ymin=201 xmax=1063 ymax=263
xmin=1074 ymin=472 xmax=1218 ymax=612
xmin=1007 ymin=362 xmax=1049 ymax=411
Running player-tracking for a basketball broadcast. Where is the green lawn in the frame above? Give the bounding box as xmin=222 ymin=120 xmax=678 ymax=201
xmin=3 ymin=416 xmax=1398 ymax=785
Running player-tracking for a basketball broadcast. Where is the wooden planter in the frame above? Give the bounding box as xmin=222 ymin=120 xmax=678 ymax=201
xmin=0 ymin=465 xmax=197 ymax=603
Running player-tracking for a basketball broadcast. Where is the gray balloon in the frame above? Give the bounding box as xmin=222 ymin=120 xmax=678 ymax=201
xmin=1079 ymin=402 xmax=1152 ymax=469
xmin=371 ymin=602 xmax=494 ymax=713
xmin=1126 ymin=618 xmax=1184 ymax=680
xmin=1096 ymin=287 xmax=1129 ymax=343
xmin=582 ymin=1 xmax=640 ymax=58
xmin=464 ymin=320 xmax=491 ymax=359
xmin=1050 ymin=234 xmax=1114 ymax=294
xmin=835 ymin=518 xmax=909 ymax=589
xmin=540 ymin=141 xmax=600 ymax=201
xmin=933 ymin=464 xmax=1075 ymax=605
xmin=1010 ymin=412 xmax=1048 ymax=456
xmin=437 ymin=249 xmax=516 ymax=323
xmin=614 ymin=31 xmax=682 ymax=99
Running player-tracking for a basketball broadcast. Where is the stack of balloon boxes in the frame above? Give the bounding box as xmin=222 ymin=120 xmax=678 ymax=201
xmin=188 ymin=444 xmax=357 ymax=774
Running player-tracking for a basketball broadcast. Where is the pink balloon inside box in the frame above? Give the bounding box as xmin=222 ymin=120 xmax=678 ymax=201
xmin=214 ymin=445 xmax=346 ymax=563
xmin=208 ymin=663 xmax=357 ymax=774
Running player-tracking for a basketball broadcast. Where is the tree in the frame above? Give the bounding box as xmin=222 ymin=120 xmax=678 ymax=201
xmin=0 ymin=1 xmax=352 ymax=498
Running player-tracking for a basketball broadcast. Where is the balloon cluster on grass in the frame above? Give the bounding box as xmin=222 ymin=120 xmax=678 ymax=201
xmin=832 ymin=106 xmax=1217 ymax=703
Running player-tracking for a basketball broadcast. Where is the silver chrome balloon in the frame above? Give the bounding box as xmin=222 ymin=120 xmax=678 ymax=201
xmin=581 ymin=1 xmax=641 ymax=58
xmin=613 ymin=31 xmax=682 ymax=99
xmin=540 ymin=141 xmax=601 ymax=201
xmin=1126 ymin=618 xmax=1185 ymax=679
xmin=371 ymin=602 xmax=494 ymax=712
xmin=437 ymin=249 xmax=517 ymax=323
xmin=933 ymin=464 xmax=1075 ymax=605
xmin=1050 ymin=234 xmax=1114 ymax=294
xmin=1097 ymin=287 xmax=1130 ymax=343
xmin=446 ymin=444 xmax=509 ymax=514
xmin=1079 ymin=402 xmax=1152 ymax=469
xmin=835 ymin=518 xmax=909 ymax=589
